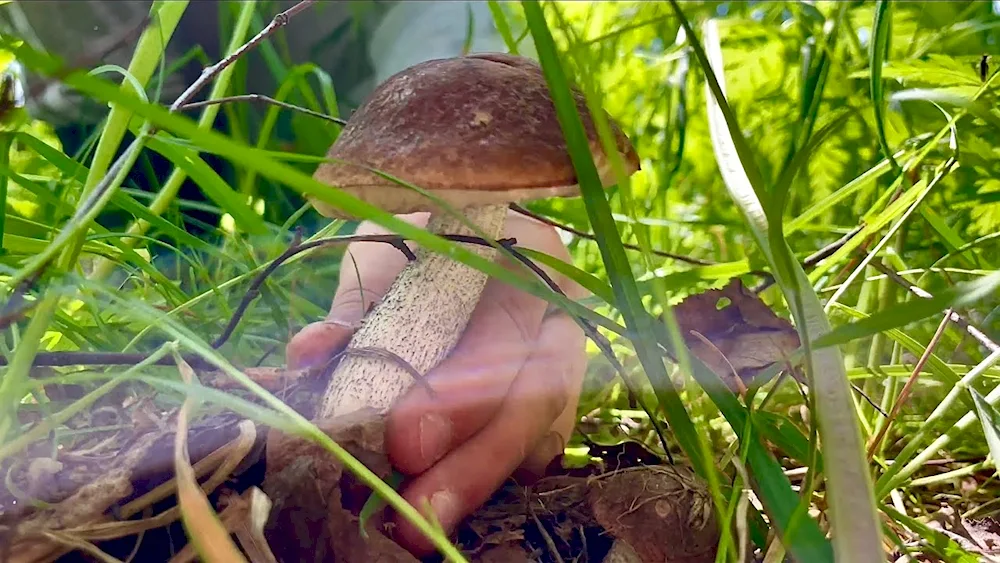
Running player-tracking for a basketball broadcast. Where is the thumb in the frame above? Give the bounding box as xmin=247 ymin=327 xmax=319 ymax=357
xmin=285 ymin=285 xmax=382 ymax=370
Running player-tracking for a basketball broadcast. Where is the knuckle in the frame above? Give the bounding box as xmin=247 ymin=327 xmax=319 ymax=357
xmin=492 ymin=291 xmax=537 ymax=345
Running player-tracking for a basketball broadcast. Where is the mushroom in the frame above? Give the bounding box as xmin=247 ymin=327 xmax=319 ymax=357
xmin=308 ymin=52 xmax=639 ymax=420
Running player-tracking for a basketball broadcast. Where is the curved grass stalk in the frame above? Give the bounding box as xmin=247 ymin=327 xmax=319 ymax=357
xmin=88 ymin=1 xmax=259 ymax=282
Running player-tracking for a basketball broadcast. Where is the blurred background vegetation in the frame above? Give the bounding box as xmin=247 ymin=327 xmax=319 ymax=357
xmin=1 ymin=1 xmax=999 ymax=561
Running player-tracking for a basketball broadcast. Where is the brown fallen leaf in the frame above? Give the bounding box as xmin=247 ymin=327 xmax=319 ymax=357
xmin=670 ymin=278 xmax=801 ymax=392
xmin=925 ymin=506 xmax=1000 ymax=561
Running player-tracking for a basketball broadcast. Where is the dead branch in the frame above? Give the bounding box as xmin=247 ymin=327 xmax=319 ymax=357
xmin=176 ymin=94 xmax=348 ymax=127
xmin=509 ymin=203 xmax=718 ymax=267
xmin=168 ymin=1 xmax=316 ymax=112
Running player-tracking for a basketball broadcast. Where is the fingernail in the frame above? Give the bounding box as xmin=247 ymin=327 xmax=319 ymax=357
xmin=289 ymin=321 xmax=354 ymax=370
xmin=429 ymin=489 xmax=460 ymax=530
xmin=419 ymin=413 xmax=451 ymax=465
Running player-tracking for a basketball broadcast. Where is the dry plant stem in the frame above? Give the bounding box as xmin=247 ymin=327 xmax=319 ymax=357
xmin=869 ymin=261 xmax=999 ymax=353
xmin=177 ymin=94 xmax=348 ymax=127
xmin=509 ymin=203 xmax=717 ymax=267
xmin=866 ymin=310 xmax=952 ymax=458
xmin=319 ymin=203 xmax=509 ymax=418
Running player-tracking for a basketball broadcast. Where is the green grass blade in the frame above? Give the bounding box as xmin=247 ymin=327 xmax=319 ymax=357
xmin=970 ymin=389 xmax=1000 ymax=479
xmin=684 ymin=12 xmax=882 ymax=562
xmin=146 ymin=135 xmax=269 ymax=235
xmin=876 ymin=346 xmax=1000 ymax=496
xmin=520 ymin=0 xmax=707 ymax=477
xmin=89 ymin=0 xmax=260 ymax=281
xmin=881 ymin=505 xmax=983 ymax=563
xmin=0 ymin=0 xmax=189 ymax=442
xmin=488 ymin=1 xmax=521 ymax=55
xmin=870 ymin=0 xmax=902 ymax=175
xmin=891 ymin=88 xmax=1000 ymax=132
xmin=786 ymin=155 xmax=897 ymax=234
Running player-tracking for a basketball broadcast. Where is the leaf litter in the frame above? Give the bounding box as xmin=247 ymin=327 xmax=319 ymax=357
xmin=3 ymin=278 xmax=982 ymax=563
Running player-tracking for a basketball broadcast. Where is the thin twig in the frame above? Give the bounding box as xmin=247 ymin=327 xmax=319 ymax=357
xmin=869 ymin=261 xmax=999 ymax=353
xmin=806 ymin=224 xmax=866 ymax=267
xmin=853 ymin=382 xmax=888 ymax=417
xmin=527 ymin=493 xmax=566 ymax=563
xmin=176 ymin=94 xmax=348 ymax=126
xmin=210 ymin=233 xmax=516 ymax=349
xmin=753 ymin=224 xmax=866 ymax=293
xmin=866 ymin=310 xmax=953 ymax=458
xmin=509 ymin=203 xmax=717 ymax=266
xmin=168 ymin=1 xmax=316 ymax=112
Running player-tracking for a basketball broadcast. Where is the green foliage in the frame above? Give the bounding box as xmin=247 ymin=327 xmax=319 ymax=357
xmin=1 ymin=1 xmax=1000 ymax=561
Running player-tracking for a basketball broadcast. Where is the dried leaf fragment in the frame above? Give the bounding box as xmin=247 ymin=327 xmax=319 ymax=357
xmin=671 ymin=279 xmax=800 ymax=391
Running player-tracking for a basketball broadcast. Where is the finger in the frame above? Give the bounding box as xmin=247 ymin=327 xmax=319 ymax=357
xmin=285 ymin=321 xmax=354 ymax=370
xmin=515 ymin=311 xmax=588 ymax=478
xmin=390 ymin=304 xmax=584 ymax=555
xmin=285 ymin=213 xmax=430 ymax=369
xmin=284 ymin=255 xmax=387 ymax=370
xmin=385 ymin=213 xmax=582 ymax=474
xmin=384 ymin=270 xmax=547 ymax=474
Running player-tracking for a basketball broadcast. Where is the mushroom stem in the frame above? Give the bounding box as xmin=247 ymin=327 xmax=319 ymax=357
xmin=317 ymin=202 xmax=510 ymax=419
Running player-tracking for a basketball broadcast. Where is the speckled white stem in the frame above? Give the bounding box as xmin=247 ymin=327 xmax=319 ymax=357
xmin=317 ymin=203 xmax=509 ymax=419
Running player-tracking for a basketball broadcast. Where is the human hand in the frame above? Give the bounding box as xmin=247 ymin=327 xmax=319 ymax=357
xmin=285 ymin=210 xmax=589 ymax=555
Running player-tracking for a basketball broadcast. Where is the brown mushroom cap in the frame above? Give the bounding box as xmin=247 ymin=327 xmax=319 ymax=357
xmin=310 ymin=52 xmax=640 ymax=218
